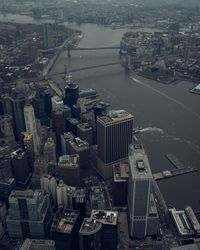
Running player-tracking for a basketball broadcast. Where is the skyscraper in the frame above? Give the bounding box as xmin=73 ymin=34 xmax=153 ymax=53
xmin=11 ymin=148 xmax=31 ymax=188
xmin=24 ymin=104 xmax=40 ymax=154
xmin=21 ymin=132 xmax=35 ymax=172
xmin=9 ymin=81 xmax=35 ymax=140
xmin=64 ymin=74 xmax=79 ymax=108
xmin=0 ymin=114 xmax=15 ymax=149
xmin=43 ymin=137 xmax=57 ymax=163
xmin=6 ymin=189 xmax=53 ymax=239
xmin=97 ymin=110 xmax=133 ymax=179
xmin=127 ymin=144 xmax=159 ymax=239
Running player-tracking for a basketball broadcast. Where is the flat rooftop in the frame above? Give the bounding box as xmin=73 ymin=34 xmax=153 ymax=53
xmin=10 ymin=189 xmax=40 ymax=199
xmin=90 ymin=210 xmax=118 ymax=226
xmin=169 ymin=208 xmax=194 ymax=236
xmin=79 ymin=218 xmax=102 ymax=235
xmin=129 ymin=144 xmax=153 ymax=179
xmin=98 ymin=110 xmax=133 ymax=124
xmin=77 ymin=123 xmax=92 ymax=131
xmin=68 ymin=137 xmax=89 ymax=151
xmin=113 ymin=162 xmax=129 ymax=182
xmin=20 ymin=239 xmax=55 ymax=250
xmin=53 ymin=210 xmax=80 ymax=234
xmin=58 ymin=154 xmax=79 ymax=167
xmin=11 ymin=148 xmax=25 ymax=159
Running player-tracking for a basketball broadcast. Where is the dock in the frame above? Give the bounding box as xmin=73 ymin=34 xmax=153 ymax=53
xmin=153 ymin=153 xmax=198 ymax=181
xmin=165 ymin=153 xmax=184 ymax=169
xmin=153 ymin=167 xmax=198 ymax=180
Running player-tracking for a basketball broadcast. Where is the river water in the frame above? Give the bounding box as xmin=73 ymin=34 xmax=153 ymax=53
xmin=1 ymin=14 xmax=200 ymax=210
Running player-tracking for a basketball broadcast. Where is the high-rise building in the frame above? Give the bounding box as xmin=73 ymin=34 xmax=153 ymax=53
xmin=113 ymin=162 xmax=129 ymax=206
xmin=90 ymin=210 xmax=118 ymax=250
xmin=57 ymin=154 xmax=80 ymax=186
xmin=77 ymin=123 xmax=93 ymax=145
xmin=40 ymin=174 xmax=57 ymax=204
xmin=9 ymin=82 xmax=35 ymax=140
xmin=127 ymin=144 xmax=159 ymax=239
xmin=66 ymin=117 xmax=80 ymax=135
xmin=43 ymin=137 xmax=56 ymax=163
xmin=56 ymin=180 xmax=76 ymax=209
xmin=20 ymin=238 xmax=56 ymax=250
xmin=61 ymin=132 xmax=90 ymax=168
xmin=79 ymin=218 xmax=102 ymax=250
xmin=24 ymin=104 xmax=40 ymax=154
xmin=51 ymin=95 xmax=64 ymax=111
xmin=0 ymin=114 xmax=15 ymax=149
xmin=0 ymin=201 xmax=7 ymax=239
xmin=52 ymin=109 xmax=65 ymax=149
xmin=0 ymin=140 xmax=12 ymax=182
xmin=21 ymin=132 xmax=35 ymax=173
xmin=97 ymin=110 xmax=133 ymax=179
xmin=51 ymin=208 xmax=81 ymax=250
xmin=72 ymin=189 xmax=86 ymax=220
xmin=6 ymin=190 xmax=53 ymax=239
xmin=11 ymin=148 xmax=31 ymax=188
xmin=43 ymin=23 xmax=50 ymax=49
xmin=64 ymin=75 xmax=79 ymax=108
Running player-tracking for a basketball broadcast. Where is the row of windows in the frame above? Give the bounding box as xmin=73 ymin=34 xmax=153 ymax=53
xmin=134 ymin=216 xmax=146 ymax=220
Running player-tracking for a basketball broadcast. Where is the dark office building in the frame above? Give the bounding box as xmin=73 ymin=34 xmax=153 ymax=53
xmin=57 ymin=154 xmax=80 ymax=186
xmin=64 ymin=82 xmax=79 ymax=108
xmin=0 ymin=114 xmax=15 ymax=149
xmin=51 ymin=208 xmax=81 ymax=250
xmin=79 ymin=218 xmax=102 ymax=250
xmin=66 ymin=117 xmax=80 ymax=135
xmin=0 ymin=141 xmax=12 ymax=182
xmin=10 ymin=148 xmax=31 ymax=188
xmin=77 ymin=123 xmax=93 ymax=146
xmin=8 ymin=83 xmax=34 ymax=141
xmin=113 ymin=162 xmax=129 ymax=206
xmin=52 ymin=109 xmax=65 ymax=149
xmin=6 ymin=190 xmax=53 ymax=239
xmin=72 ymin=189 xmax=87 ymax=220
xmin=97 ymin=110 xmax=133 ymax=179
xmin=90 ymin=210 xmax=118 ymax=250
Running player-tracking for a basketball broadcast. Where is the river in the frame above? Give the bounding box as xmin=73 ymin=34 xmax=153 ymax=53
xmin=1 ymin=14 xmax=200 ymax=210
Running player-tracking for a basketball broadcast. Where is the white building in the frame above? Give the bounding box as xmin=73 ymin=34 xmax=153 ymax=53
xmin=24 ymin=104 xmax=40 ymax=154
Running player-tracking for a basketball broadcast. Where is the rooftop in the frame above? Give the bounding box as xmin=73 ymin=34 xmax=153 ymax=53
xmin=68 ymin=137 xmax=89 ymax=151
xmin=20 ymin=239 xmax=55 ymax=250
xmin=113 ymin=162 xmax=129 ymax=182
xmin=11 ymin=148 xmax=25 ymax=159
xmin=129 ymin=144 xmax=153 ymax=179
xmin=10 ymin=189 xmax=42 ymax=199
xmin=58 ymin=154 xmax=79 ymax=168
xmin=52 ymin=209 xmax=80 ymax=234
xmin=169 ymin=208 xmax=194 ymax=236
xmin=90 ymin=210 xmax=118 ymax=226
xmin=79 ymin=218 xmax=102 ymax=235
xmin=98 ymin=110 xmax=133 ymax=124
xmin=77 ymin=123 xmax=92 ymax=131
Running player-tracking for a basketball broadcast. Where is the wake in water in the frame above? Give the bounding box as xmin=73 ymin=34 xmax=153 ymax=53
xmin=130 ymin=76 xmax=200 ymax=120
xmin=138 ymin=126 xmax=200 ymax=155
xmin=139 ymin=127 xmax=164 ymax=133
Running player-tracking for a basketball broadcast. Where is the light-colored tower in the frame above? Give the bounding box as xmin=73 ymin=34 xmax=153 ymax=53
xmin=127 ymin=144 xmax=159 ymax=239
xmin=43 ymin=137 xmax=56 ymax=162
xmin=0 ymin=114 xmax=15 ymax=149
xmin=40 ymin=174 xmax=57 ymax=203
xmin=24 ymin=104 xmax=40 ymax=154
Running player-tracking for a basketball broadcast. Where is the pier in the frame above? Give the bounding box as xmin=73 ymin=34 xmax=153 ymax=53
xmin=153 ymin=153 xmax=198 ymax=181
